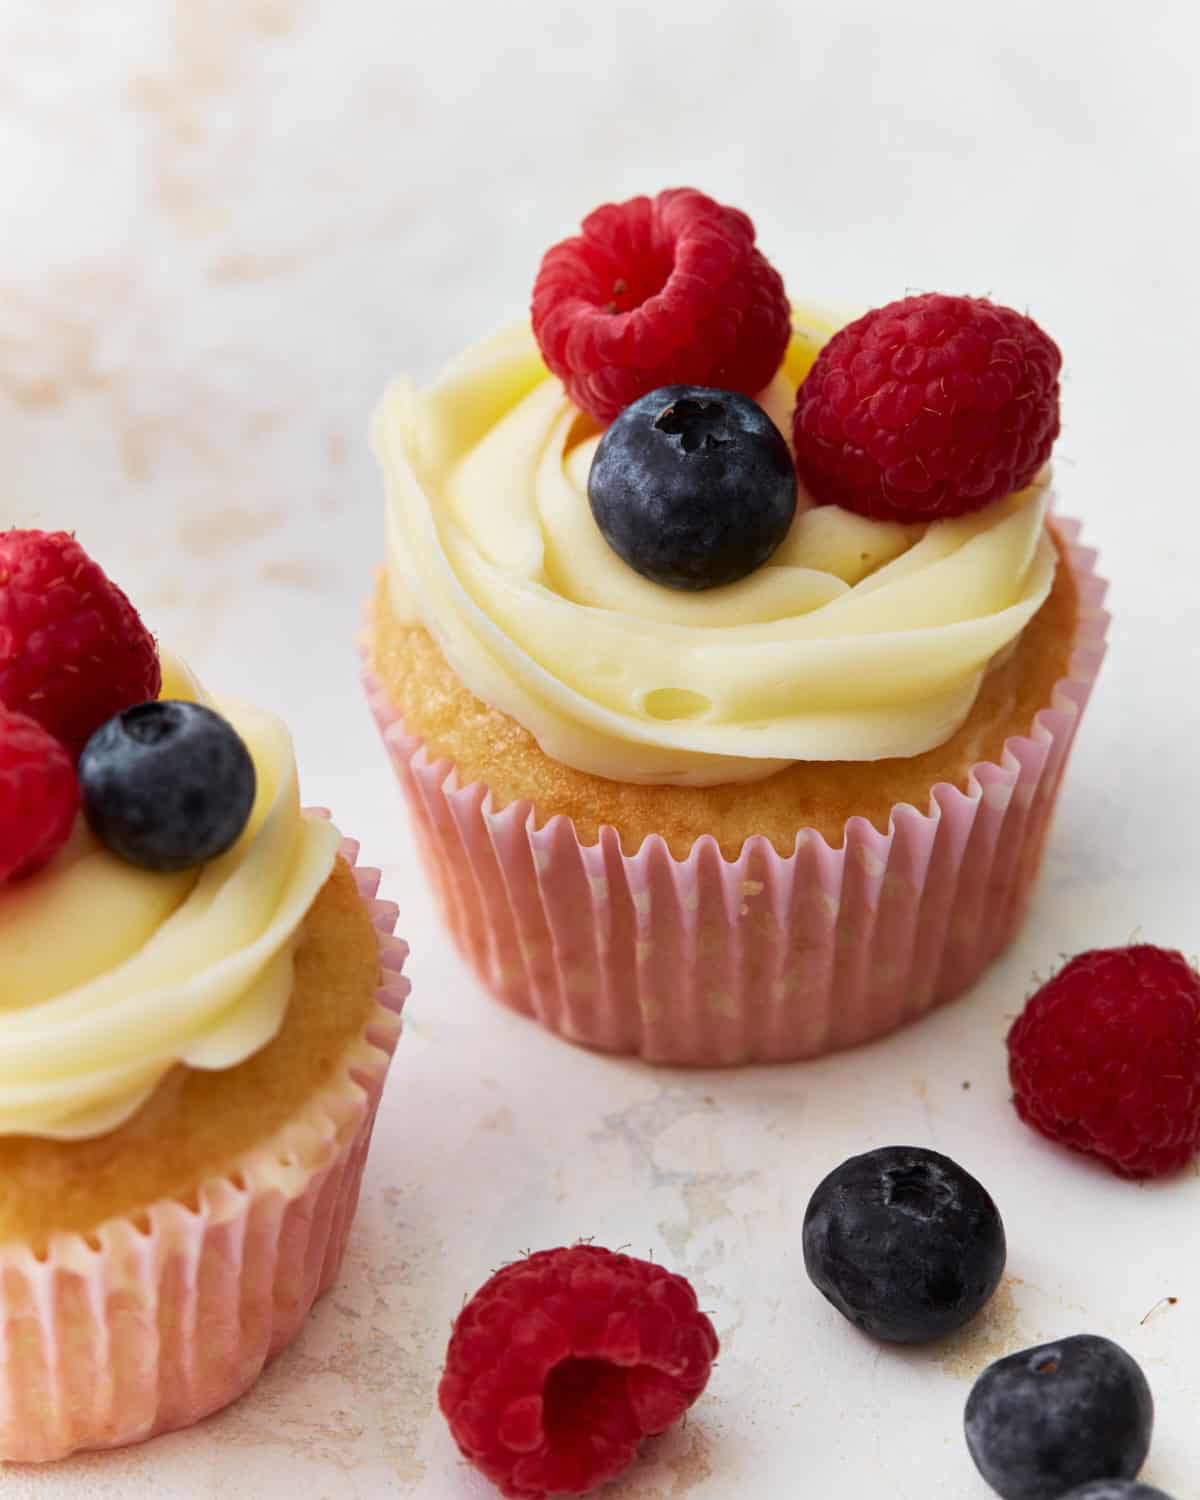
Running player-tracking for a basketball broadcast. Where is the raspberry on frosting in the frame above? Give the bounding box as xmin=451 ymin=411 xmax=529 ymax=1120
xmin=0 ymin=706 xmax=80 ymax=883
xmin=532 ymin=188 xmax=791 ymax=424
xmin=0 ymin=529 xmax=161 ymax=758
xmin=439 ymin=1244 xmax=719 ymax=1498
xmin=1007 ymin=946 xmax=1200 ymax=1179
xmin=792 ymin=292 xmax=1061 ymax=522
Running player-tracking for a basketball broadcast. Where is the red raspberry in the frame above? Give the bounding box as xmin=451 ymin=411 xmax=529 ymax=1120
xmin=1008 ymin=946 xmax=1200 ymax=1179
xmin=439 ymin=1245 xmax=719 ymax=1498
xmin=792 ymin=293 xmax=1061 ymax=522
xmin=0 ymin=530 xmax=161 ymax=757
xmin=0 ymin=707 xmax=80 ymax=882
xmin=531 ymin=188 xmax=790 ymax=425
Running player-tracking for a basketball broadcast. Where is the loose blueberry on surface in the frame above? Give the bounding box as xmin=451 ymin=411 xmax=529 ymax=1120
xmin=1059 ymin=1484 xmax=1174 ymax=1500
xmin=587 ymin=384 xmax=796 ymax=591
xmin=964 ymin=1335 xmax=1154 ymax=1500
xmin=79 ymin=701 xmax=257 ymax=873
xmin=801 ymin=1145 xmax=1006 ymax=1344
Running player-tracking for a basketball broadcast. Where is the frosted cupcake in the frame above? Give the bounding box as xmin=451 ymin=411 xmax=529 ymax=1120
xmin=363 ymin=187 xmax=1105 ymax=1065
xmin=0 ymin=530 xmax=407 ymax=1461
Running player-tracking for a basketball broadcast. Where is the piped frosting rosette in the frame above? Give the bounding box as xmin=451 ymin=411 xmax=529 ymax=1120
xmin=374 ymin=321 xmax=1056 ymax=786
xmin=0 ymin=655 xmax=340 ymax=1139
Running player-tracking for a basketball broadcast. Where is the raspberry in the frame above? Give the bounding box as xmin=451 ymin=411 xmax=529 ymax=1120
xmin=792 ymin=292 xmax=1061 ymax=522
xmin=531 ymin=188 xmax=790 ymax=425
xmin=1008 ymin=946 xmax=1200 ymax=1179
xmin=438 ymin=1245 xmax=719 ymax=1498
xmin=0 ymin=707 xmax=80 ymax=882
xmin=0 ymin=530 xmax=161 ymax=757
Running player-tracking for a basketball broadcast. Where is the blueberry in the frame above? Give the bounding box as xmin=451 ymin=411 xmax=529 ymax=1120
xmin=79 ymin=700 xmax=257 ymax=872
xmin=1059 ymin=1485 xmax=1174 ymax=1500
xmin=801 ymin=1146 xmax=1006 ymax=1343
xmin=586 ymin=384 xmax=796 ymax=590
xmin=964 ymin=1335 xmax=1154 ymax=1500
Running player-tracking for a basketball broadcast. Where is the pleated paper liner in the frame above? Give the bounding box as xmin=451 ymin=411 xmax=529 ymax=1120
xmin=363 ymin=519 xmax=1106 ymax=1065
xmin=0 ymin=833 xmax=408 ymax=1462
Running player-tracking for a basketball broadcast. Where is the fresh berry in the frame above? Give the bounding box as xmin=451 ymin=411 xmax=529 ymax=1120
xmin=0 ymin=529 xmax=161 ymax=757
xmin=1060 ymin=1484 xmax=1175 ymax=1499
xmin=587 ymin=385 xmax=796 ymax=591
xmin=0 ymin=707 xmax=79 ymax=883
xmin=438 ymin=1245 xmax=718 ymax=1499
xmin=78 ymin=701 xmax=256 ymax=872
xmin=964 ymin=1335 xmax=1154 ymax=1500
xmin=792 ymin=293 xmax=1061 ymax=522
xmin=532 ymin=187 xmax=790 ymax=425
xmin=1008 ymin=946 xmax=1200 ymax=1179
xmin=802 ymin=1146 xmax=1006 ymax=1344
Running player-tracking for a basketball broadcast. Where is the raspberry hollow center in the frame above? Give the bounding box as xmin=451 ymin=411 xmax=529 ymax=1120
xmin=542 ymin=1356 xmax=639 ymax=1450
xmin=605 ymin=256 xmax=671 ymax=315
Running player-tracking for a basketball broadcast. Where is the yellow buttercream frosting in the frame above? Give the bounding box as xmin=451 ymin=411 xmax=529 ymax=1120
xmin=373 ymin=314 xmax=1056 ymax=786
xmin=0 ymin=656 xmax=340 ymax=1140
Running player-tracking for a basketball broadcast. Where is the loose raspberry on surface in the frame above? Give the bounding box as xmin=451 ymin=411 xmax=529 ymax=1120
xmin=792 ymin=292 xmax=1061 ymax=522
xmin=0 ymin=529 xmax=161 ymax=757
xmin=1007 ymin=946 xmax=1200 ymax=1179
xmin=532 ymin=188 xmax=790 ymax=425
xmin=438 ymin=1244 xmax=719 ymax=1498
xmin=0 ymin=707 xmax=80 ymax=883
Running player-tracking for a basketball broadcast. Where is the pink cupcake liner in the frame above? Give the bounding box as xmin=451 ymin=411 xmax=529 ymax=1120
xmin=0 ymin=831 xmax=408 ymax=1463
xmin=363 ymin=520 xmax=1106 ymax=1065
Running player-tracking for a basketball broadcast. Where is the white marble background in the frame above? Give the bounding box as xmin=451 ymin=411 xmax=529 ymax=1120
xmin=2 ymin=0 xmax=1198 ymax=1495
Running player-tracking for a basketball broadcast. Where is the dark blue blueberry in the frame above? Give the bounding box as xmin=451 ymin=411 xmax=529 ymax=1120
xmin=801 ymin=1145 xmax=1006 ymax=1343
xmin=587 ymin=384 xmax=796 ymax=590
xmin=964 ymin=1335 xmax=1154 ymax=1500
xmin=1060 ymin=1484 xmax=1174 ymax=1500
xmin=79 ymin=700 xmax=257 ymax=872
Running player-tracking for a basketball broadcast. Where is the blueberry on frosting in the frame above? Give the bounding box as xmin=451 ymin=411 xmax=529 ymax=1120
xmin=79 ymin=700 xmax=257 ymax=873
xmin=587 ymin=385 xmax=796 ymax=591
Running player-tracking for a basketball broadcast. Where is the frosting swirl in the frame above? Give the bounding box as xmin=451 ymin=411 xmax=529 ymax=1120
xmin=373 ymin=316 xmax=1056 ymax=786
xmin=0 ymin=657 xmax=340 ymax=1139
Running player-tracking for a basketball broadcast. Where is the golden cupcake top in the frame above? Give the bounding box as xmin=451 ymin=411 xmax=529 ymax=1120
xmin=373 ymin=188 xmax=1063 ymax=787
xmin=0 ymin=530 xmax=338 ymax=1139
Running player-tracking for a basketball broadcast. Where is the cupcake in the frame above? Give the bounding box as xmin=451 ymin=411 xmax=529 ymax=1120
xmin=0 ymin=530 xmax=408 ymax=1461
xmin=363 ymin=187 xmax=1105 ymax=1066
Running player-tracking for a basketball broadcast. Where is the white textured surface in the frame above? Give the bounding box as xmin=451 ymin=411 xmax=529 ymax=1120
xmin=2 ymin=1 xmax=1198 ymax=1495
